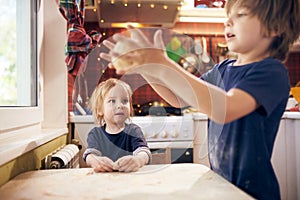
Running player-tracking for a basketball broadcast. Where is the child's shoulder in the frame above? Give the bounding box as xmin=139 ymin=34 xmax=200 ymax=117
xmin=125 ymin=122 xmax=141 ymax=129
xmin=218 ymin=58 xmax=283 ymax=67
xmin=219 ymin=58 xmax=285 ymax=71
xmin=259 ymin=58 xmax=283 ymax=66
xmin=88 ymin=125 xmax=106 ymax=134
xmin=250 ymin=58 xmax=286 ymax=72
xmin=124 ymin=122 xmax=143 ymax=135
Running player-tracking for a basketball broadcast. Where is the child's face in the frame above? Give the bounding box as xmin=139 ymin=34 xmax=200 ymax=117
xmin=224 ymin=4 xmax=273 ymax=58
xmin=102 ymin=84 xmax=131 ymax=126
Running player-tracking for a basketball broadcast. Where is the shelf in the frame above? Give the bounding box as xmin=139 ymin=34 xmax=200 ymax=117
xmin=178 ymin=8 xmax=226 ymax=23
xmin=84 ymin=6 xmax=226 ymax=24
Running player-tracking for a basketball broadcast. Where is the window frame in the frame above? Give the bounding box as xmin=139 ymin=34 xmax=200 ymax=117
xmin=0 ymin=0 xmax=41 ymax=132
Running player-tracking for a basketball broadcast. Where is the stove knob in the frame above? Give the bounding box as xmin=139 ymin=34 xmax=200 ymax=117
xmin=143 ymin=132 xmax=148 ymax=138
xmin=171 ymin=130 xmax=179 ymax=138
xmin=161 ymin=131 xmax=168 ymax=138
xmin=151 ymin=132 xmax=159 ymax=139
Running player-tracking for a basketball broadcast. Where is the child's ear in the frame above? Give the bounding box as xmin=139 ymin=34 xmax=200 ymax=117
xmin=270 ymin=25 xmax=282 ymax=37
xmin=97 ymin=108 xmax=104 ymax=117
xmin=270 ymin=30 xmax=280 ymax=37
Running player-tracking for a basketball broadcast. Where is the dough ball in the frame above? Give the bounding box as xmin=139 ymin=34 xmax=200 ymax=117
xmin=112 ymin=162 xmax=119 ymax=171
xmin=112 ymin=56 xmax=134 ymax=71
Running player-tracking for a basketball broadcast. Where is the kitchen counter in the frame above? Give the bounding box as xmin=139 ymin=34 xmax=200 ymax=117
xmin=282 ymin=111 xmax=300 ymax=119
xmin=0 ymin=164 xmax=254 ymax=200
xmin=69 ymin=113 xmax=208 ymax=123
xmin=69 ymin=111 xmax=300 ymax=122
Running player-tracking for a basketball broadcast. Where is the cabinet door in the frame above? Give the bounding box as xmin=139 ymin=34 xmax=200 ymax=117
xmin=272 ymin=117 xmax=300 ymax=200
xmin=193 ymin=118 xmax=210 ymax=167
xmin=271 ymin=119 xmax=287 ymax=200
xmin=285 ymin=119 xmax=299 ymax=200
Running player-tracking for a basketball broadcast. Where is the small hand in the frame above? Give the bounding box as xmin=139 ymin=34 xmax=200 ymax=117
xmin=91 ymin=156 xmax=114 ymax=172
xmin=116 ymin=155 xmax=142 ymax=172
xmin=100 ymin=26 xmax=166 ymax=74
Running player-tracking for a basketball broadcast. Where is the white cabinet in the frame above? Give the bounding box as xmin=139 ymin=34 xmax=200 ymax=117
xmin=192 ymin=113 xmax=210 ymax=168
xmin=285 ymin=116 xmax=300 ymax=200
xmin=272 ymin=119 xmax=288 ymax=199
xmin=272 ymin=112 xmax=300 ymax=200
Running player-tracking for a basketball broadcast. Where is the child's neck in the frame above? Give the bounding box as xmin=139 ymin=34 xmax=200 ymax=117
xmin=105 ymin=123 xmax=125 ymax=134
xmin=234 ymin=53 xmax=270 ymax=66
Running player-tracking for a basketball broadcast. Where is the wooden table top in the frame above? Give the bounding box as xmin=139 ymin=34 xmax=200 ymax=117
xmin=0 ymin=163 xmax=254 ymax=200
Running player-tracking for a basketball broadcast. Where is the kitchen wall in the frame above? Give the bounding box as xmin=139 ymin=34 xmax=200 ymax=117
xmin=69 ymin=22 xmax=300 ymax=114
xmin=285 ymin=52 xmax=300 ymax=86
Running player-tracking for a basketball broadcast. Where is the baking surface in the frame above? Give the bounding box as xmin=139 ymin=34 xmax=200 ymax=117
xmin=0 ymin=164 xmax=254 ymax=200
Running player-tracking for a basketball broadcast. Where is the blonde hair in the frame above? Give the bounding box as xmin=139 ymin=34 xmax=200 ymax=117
xmin=225 ymin=0 xmax=300 ymax=62
xmin=89 ymin=78 xmax=134 ymax=125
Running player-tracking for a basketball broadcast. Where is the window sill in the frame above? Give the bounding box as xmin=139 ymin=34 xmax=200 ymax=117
xmin=0 ymin=127 xmax=68 ymax=166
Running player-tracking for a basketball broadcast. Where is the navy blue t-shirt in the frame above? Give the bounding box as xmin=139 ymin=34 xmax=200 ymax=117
xmin=201 ymin=58 xmax=290 ymax=200
xmin=84 ymin=123 xmax=149 ymax=162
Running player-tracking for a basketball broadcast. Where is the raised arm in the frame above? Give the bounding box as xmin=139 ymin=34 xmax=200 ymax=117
xmin=100 ymin=28 xmax=257 ymax=123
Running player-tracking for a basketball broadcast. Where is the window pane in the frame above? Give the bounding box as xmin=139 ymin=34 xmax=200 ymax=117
xmin=0 ymin=0 xmax=37 ymax=106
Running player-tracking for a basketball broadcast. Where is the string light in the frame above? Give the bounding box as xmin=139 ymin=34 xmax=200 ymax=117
xmin=98 ymin=1 xmax=183 ymax=12
xmin=96 ymin=1 xmax=184 ymax=27
xmin=123 ymin=0 xmax=128 ymax=7
xmin=111 ymin=22 xmax=144 ymax=28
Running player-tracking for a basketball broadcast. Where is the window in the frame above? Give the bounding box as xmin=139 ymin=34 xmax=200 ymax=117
xmin=0 ymin=0 xmax=40 ymax=131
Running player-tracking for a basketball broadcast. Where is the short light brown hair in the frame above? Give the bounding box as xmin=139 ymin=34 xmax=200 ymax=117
xmin=225 ymin=0 xmax=300 ymax=62
xmin=89 ymin=78 xmax=134 ymax=125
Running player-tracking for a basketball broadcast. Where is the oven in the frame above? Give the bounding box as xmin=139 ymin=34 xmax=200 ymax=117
xmin=131 ymin=115 xmax=194 ymax=164
xmin=69 ymin=113 xmax=209 ymax=167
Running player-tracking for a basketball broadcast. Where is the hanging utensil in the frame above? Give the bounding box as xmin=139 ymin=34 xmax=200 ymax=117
xmin=201 ymin=37 xmax=210 ymax=63
xmin=194 ymin=38 xmax=202 ymax=55
xmin=194 ymin=38 xmax=206 ymax=74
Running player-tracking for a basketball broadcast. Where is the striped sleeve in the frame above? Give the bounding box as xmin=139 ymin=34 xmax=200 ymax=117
xmin=133 ymin=146 xmax=152 ymax=164
xmin=82 ymin=148 xmax=102 ymax=162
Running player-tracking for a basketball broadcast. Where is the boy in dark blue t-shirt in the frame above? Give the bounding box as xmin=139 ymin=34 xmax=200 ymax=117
xmin=99 ymin=0 xmax=300 ymax=199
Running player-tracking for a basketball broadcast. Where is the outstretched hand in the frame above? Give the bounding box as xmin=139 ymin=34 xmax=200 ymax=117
xmin=100 ymin=27 xmax=167 ymax=74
